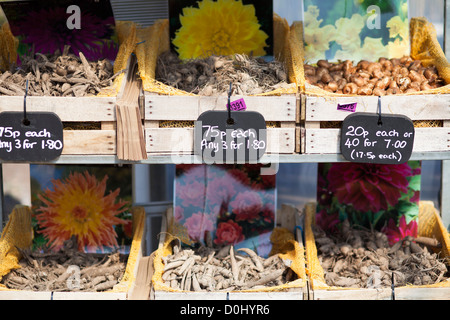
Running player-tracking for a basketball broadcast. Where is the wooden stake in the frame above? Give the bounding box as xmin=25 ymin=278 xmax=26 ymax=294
xmin=116 ymin=55 xmax=147 ymax=160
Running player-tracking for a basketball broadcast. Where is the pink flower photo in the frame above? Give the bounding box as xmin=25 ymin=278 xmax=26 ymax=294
xmin=184 ymin=212 xmax=215 ymax=242
xmin=230 ymin=191 xmax=263 ymax=221
xmin=214 ymin=220 xmax=245 ymax=245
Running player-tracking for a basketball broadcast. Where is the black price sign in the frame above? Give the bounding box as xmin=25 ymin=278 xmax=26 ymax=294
xmin=0 ymin=112 xmax=64 ymax=162
xmin=340 ymin=113 xmax=415 ymax=164
xmin=194 ymin=110 xmax=267 ymax=164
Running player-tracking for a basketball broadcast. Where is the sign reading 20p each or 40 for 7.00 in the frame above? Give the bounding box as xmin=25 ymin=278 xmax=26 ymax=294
xmin=340 ymin=113 xmax=415 ymax=165
xmin=0 ymin=112 xmax=64 ymax=162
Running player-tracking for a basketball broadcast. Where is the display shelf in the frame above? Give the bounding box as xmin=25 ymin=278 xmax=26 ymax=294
xmin=9 ymin=151 xmax=450 ymax=165
xmin=0 ymin=1 xmax=448 ymax=301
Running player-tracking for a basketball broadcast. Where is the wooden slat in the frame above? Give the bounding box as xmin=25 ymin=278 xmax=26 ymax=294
xmin=128 ymin=255 xmax=154 ymax=300
xmin=295 ymin=126 xmax=301 ymax=153
xmin=145 ymin=94 xmax=297 ymax=122
xmin=154 ymin=292 xmax=228 ymax=300
xmin=305 ymin=128 xmax=340 ymax=154
xmin=267 ymin=128 xmax=296 ymax=154
xmin=146 ymin=128 xmax=193 ymax=153
xmin=305 ymin=95 xmax=450 ymax=122
xmin=305 ymin=128 xmax=450 ymax=154
xmin=0 ymin=96 xmax=116 ymax=122
xmin=279 ymin=204 xmax=297 ymax=232
xmin=62 ymin=130 xmax=116 ymax=155
xmin=51 ymin=292 xmax=127 ymax=300
xmin=394 ymin=287 xmax=450 ymax=300
xmin=312 ymin=288 xmax=392 ymax=300
xmin=145 ymin=128 xmax=295 ymax=154
xmin=115 ymin=55 xmax=147 ymax=161
xmin=295 ymin=207 xmax=308 ymax=300
xmin=229 ymin=291 xmax=302 ymax=300
xmin=0 ymin=291 xmax=52 ymax=300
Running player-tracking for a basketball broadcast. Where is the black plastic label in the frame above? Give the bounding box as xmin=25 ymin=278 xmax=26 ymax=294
xmin=340 ymin=113 xmax=415 ymax=164
xmin=0 ymin=112 xmax=64 ymax=162
xmin=194 ymin=110 xmax=267 ymax=164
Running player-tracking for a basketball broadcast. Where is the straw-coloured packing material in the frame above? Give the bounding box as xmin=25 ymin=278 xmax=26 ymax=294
xmin=135 ymin=19 xmax=189 ymax=96
xmin=304 ymin=202 xmax=450 ymax=291
xmin=111 ymin=206 xmax=146 ymax=293
xmin=269 ymin=227 xmax=295 ymax=257
xmin=97 ymin=21 xmax=138 ymax=97
xmin=135 ymin=15 xmax=298 ymax=98
xmin=0 ymin=206 xmax=33 ymax=285
xmin=289 ymin=17 xmax=450 ymax=97
xmin=320 ymin=120 xmax=443 ymax=129
xmin=152 ymin=232 xmax=307 ymax=294
xmin=0 ymin=23 xmax=18 ymax=72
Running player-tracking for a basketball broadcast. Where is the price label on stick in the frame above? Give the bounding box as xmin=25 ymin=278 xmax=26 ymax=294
xmin=340 ymin=113 xmax=415 ymax=164
xmin=0 ymin=112 xmax=64 ymax=162
xmin=194 ymin=110 xmax=267 ymax=164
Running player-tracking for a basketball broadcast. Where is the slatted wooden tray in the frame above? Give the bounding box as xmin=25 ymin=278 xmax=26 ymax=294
xmin=144 ymin=93 xmax=301 ymax=157
xmin=301 ymin=95 xmax=450 ymax=155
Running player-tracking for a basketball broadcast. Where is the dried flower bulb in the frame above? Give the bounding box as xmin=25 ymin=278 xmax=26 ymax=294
xmin=343 ymin=83 xmax=358 ymax=94
xmin=358 ymin=86 xmax=373 ymax=95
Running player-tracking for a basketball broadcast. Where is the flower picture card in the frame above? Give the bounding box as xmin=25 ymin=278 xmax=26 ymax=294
xmin=30 ymin=164 xmax=133 ymax=253
xmin=168 ymin=0 xmax=274 ymax=60
xmin=303 ymin=0 xmax=409 ymax=63
xmin=316 ymin=161 xmax=421 ymax=245
xmin=1 ymin=0 xmax=118 ymax=61
xmin=172 ymin=164 xmax=276 ymax=257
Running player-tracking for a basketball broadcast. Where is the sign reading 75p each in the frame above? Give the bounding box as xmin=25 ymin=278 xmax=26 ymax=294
xmin=0 ymin=112 xmax=64 ymax=162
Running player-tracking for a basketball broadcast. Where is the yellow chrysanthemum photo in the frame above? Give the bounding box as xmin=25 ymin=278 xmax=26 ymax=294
xmin=172 ymin=0 xmax=269 ymax=60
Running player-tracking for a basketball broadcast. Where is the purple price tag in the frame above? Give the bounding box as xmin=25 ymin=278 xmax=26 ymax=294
xmin=229 ymin=98 xmax=247 ymax=111
xmin=337 ymin=103 xmax=357 ymax=112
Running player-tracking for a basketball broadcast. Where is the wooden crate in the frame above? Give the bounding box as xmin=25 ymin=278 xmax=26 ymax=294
xmin=301 ymin=95 xmax=450 ymax=154
xmin=0 ymin=96 xmax=117 ymax=157
xmin=0 ymin=207 xmax=146 ymax=300
xmin=152 ymin=206 xmax=307 ymax=300
xmin=392 ymin=201 xmax=450 ymax=300
xmin=304 ymin=202 xmax=450 ymax=300
xmin=0 ymin=55 xmax=138 ymax=158
xmin=303 ymin=202 xmax=393 ymax=300
xmin=144 ymin=93 xmax=301 ymax=156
